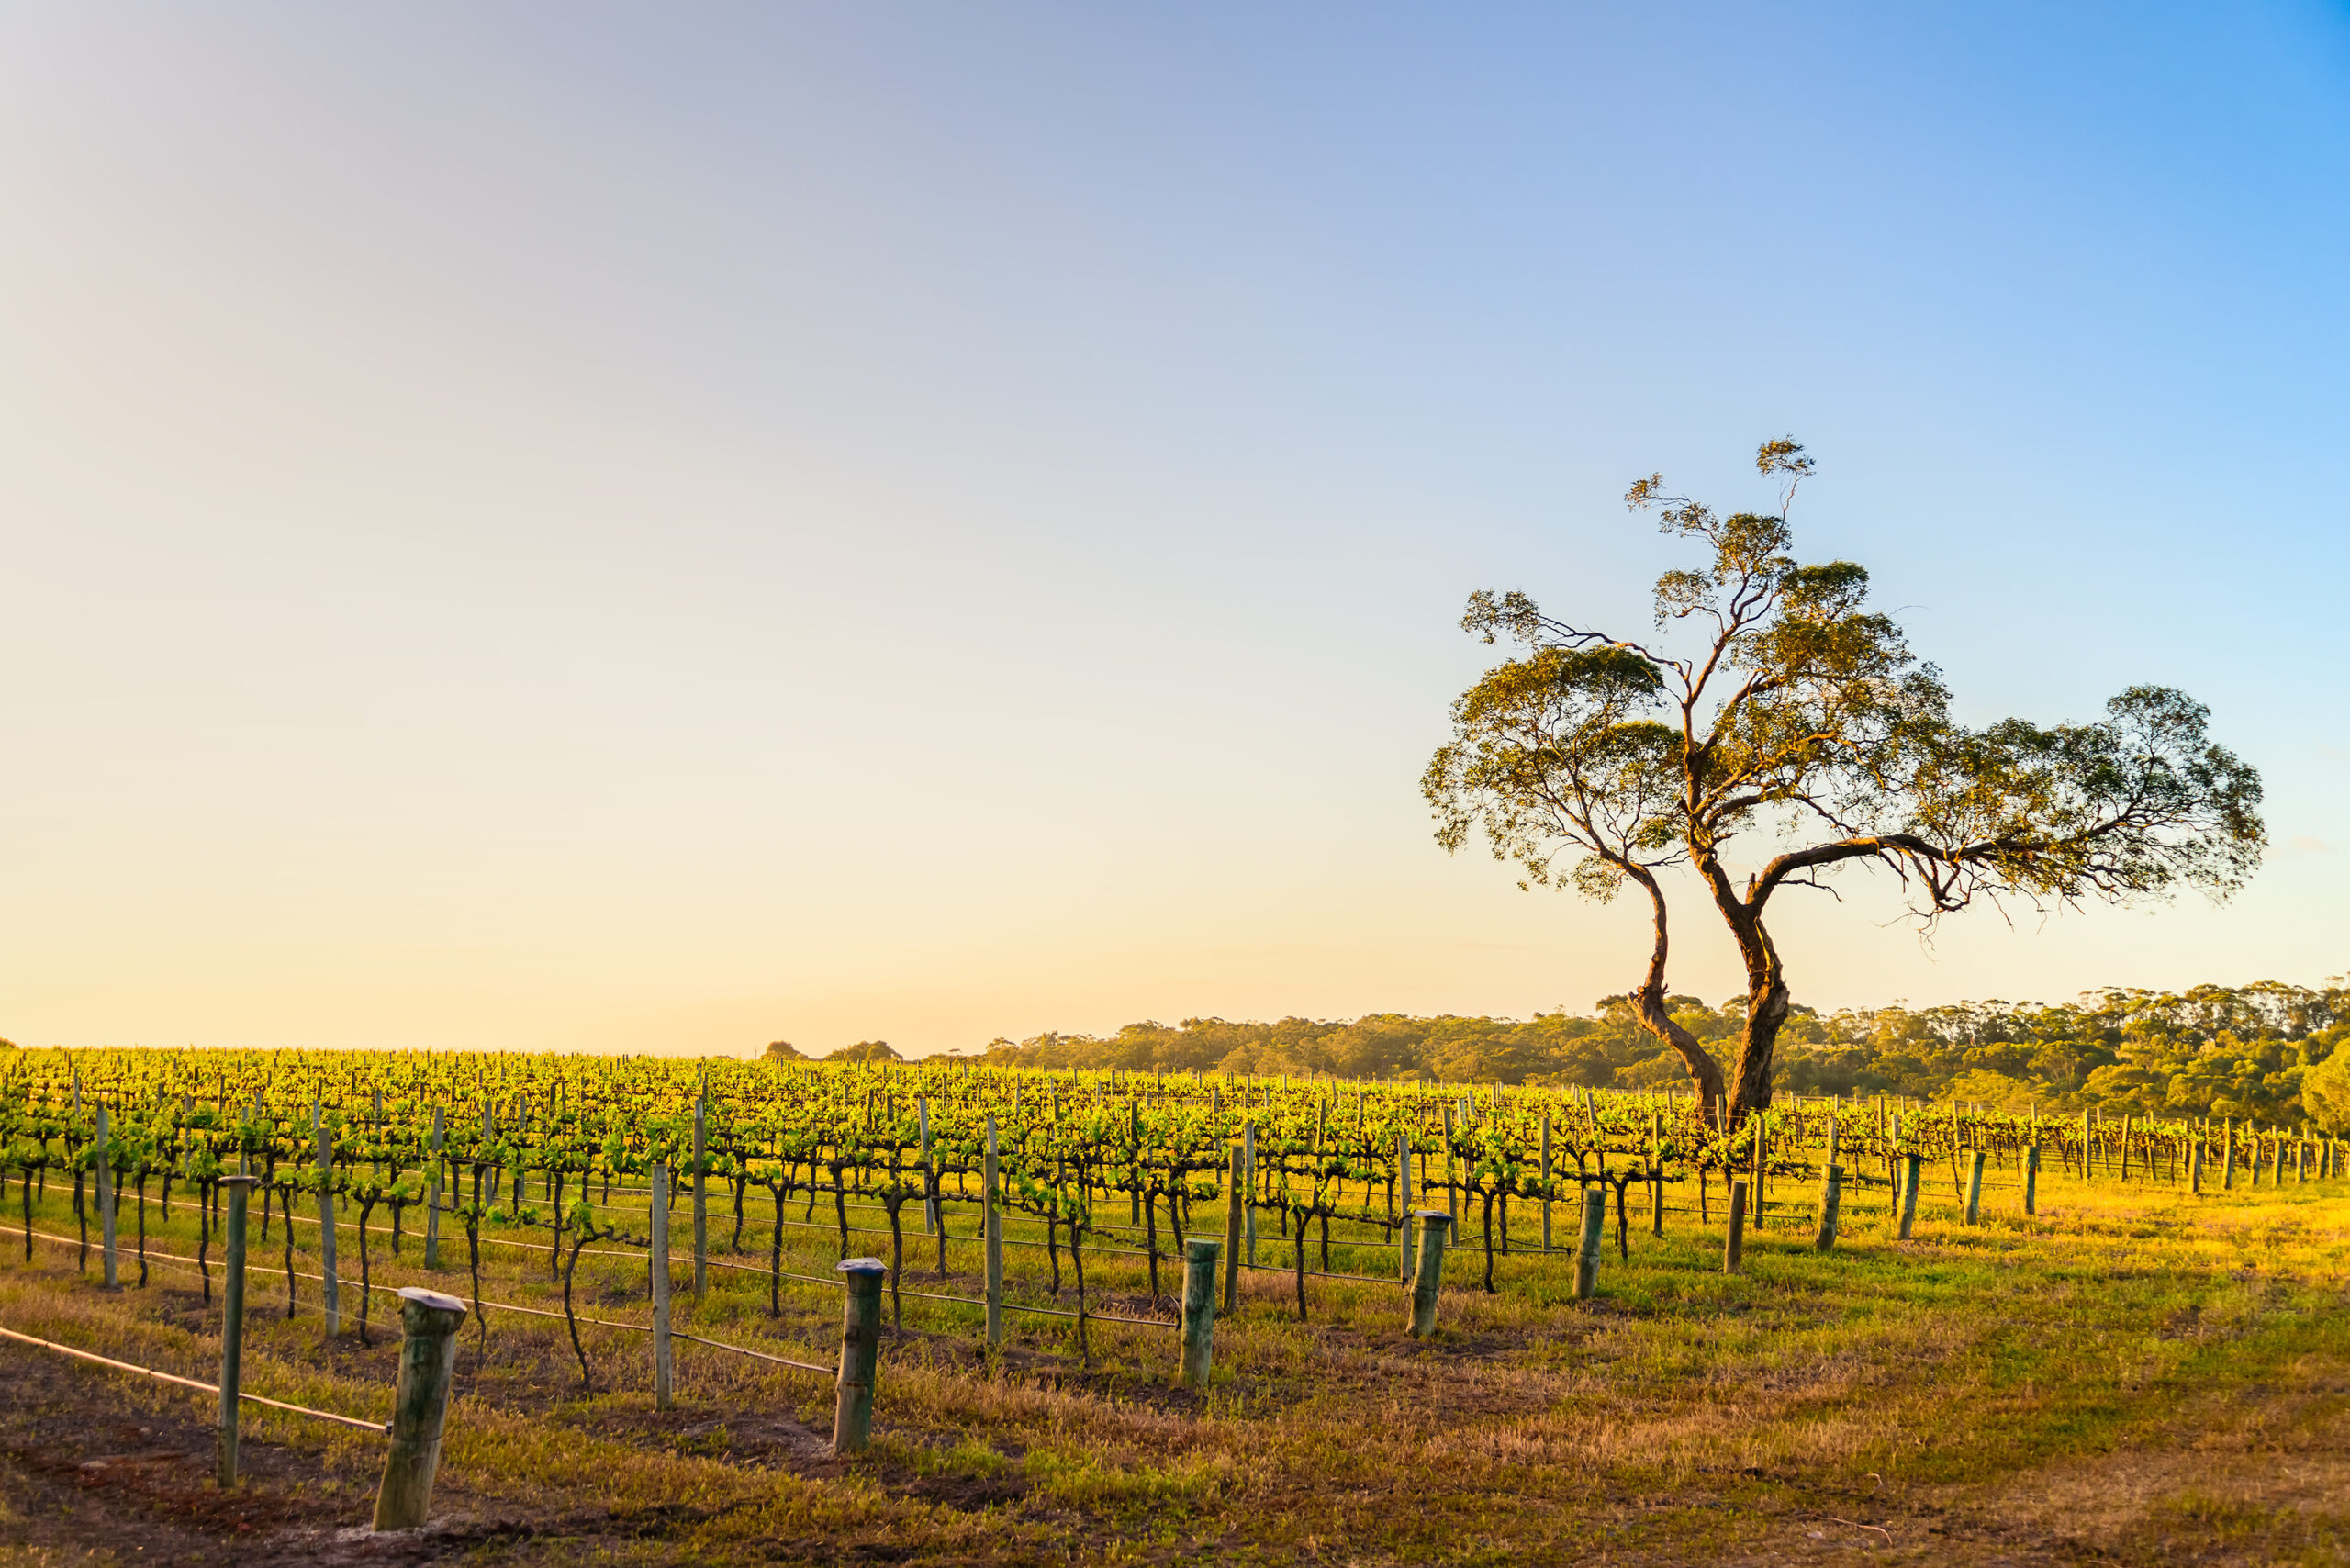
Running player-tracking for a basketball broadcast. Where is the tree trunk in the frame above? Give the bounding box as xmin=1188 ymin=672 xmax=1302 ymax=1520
xmin=1624 ymin=865 xmax=1725 ymax=1122
xmin=1695 ymin=851 xmax=1788 ymax=1125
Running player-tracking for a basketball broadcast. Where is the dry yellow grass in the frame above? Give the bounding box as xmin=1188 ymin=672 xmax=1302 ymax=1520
xmin=1 ymin=1157 xmax=2344 ymax=1563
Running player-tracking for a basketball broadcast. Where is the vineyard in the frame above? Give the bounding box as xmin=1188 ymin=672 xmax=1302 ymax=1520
xmin=2 ymin=1047 xmax=2347 ymax=1566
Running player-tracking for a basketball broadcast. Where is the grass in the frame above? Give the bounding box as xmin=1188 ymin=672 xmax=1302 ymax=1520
xmin=0 ymin=1156 xmax=2345 ymax=1563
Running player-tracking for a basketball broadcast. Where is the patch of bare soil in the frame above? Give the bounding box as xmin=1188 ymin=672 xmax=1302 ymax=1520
xmin=0 ymin=1338 xmax=430 ymax=1565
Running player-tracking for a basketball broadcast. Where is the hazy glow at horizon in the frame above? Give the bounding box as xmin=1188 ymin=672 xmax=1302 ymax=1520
xmin=5 ymin=5 xmax=2349 ymax=1058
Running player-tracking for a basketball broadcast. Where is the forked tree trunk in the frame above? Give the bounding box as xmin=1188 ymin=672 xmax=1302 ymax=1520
xmin=1622 ymin=864 xmax=1726 ymax=1122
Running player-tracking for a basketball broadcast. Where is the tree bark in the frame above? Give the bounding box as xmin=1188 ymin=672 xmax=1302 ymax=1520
xmin=1695 ymin=851 xmax=1790 ymax=1125
xmin=1623 ymin=864 xmax=1725 ymax=1122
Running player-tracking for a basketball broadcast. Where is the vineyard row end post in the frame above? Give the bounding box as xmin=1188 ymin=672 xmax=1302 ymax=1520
xmin=834 ymin=1258 xmax=886 ymax=1454
xmin=95 ymin=1104 xmax=118 ymax=1289
xmin=1406 ymin=1210 xmax=1449 ymax=1338
xmin=217 ymin=1175 xmax=257 ymax=1487
xmin=1964 ymin=1150 xmax=1986 ymax=1226
xmin=1573 ymin=1187 xmax=1606 ymax=1301
xmin=1814 ymin=1166 xmax=1841 ymax=1253
xmin=1179 ymin=1237 xmax=1219 ymax=1392
xmin=691 ymin=1096 xmax=708 ymax=1301
xmin=1897 ymin=1153 xmax=1922 ymax=1240
xmin=424 ymin=1104 xmax=443 ymax=1269
xmin=1724 ymin=1178 xmax=1748 ymax=1274
xmin=651 ymin=1160 xmax=673 ymax=1409
xmin=2022 ymin=1144 xmax=2039 ymax=1216
xmin=1221 ymin=1145 xmax=1243 ymax=1315
xmin=1539 ymin=1115 xmax=1552 ymax=1252
xmin=373 ymin=1287 xmax=468 ymax=1530
xmin=983 ymin=1114 xmax=1002 ymax=1350
xmin=917 ymin=1098 xmax=936 ymax=1235
xmin=315 ymin=1100 xmax=340 ymax=1337
xmin=1396 ymin=1132 xmax=1414 ymax=1284
xmin=1243 ymin=1122 xmax=1257 ymax=1268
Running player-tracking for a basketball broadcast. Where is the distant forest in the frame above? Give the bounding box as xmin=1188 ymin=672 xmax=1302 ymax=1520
xmin=888 ymin=980 xmax=2350 ymax=1126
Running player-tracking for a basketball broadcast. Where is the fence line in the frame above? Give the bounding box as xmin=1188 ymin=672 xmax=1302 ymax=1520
xmin=0 ymin=1322 xmax=387 ymax=1433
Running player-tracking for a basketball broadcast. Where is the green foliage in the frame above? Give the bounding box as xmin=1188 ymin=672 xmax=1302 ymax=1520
xmin=825 ymin=1039 xmax=902 ymax=1064
xmin=2300 ymin=1044 xmax=2350 ymax=1133
xmin=974 ymin=978 xmax=2349 ymax=1122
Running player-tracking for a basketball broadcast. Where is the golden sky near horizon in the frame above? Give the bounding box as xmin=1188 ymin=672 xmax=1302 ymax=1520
xmin=6 ymin=7 xmax=2348 ymax=1057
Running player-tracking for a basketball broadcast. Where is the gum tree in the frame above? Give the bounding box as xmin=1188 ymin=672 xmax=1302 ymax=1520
xmin=1428 ymin=439 xmax=2266 ymax=1123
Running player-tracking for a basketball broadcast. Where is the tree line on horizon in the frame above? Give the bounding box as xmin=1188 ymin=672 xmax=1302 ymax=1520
xmin=904 ymin=976 xmax=2350 ymax=1130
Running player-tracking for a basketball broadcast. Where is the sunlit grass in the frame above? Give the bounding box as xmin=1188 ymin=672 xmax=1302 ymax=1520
xmin=2 ymin=1157 xmax=2345 ymax=1562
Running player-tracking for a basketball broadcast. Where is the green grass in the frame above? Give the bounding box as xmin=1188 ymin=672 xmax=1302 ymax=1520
xmin=2 ymin=1161 xmax=2346 ymax=1563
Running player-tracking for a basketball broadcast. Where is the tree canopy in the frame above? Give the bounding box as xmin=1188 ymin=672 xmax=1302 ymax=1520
xmin=1427 ymin=439 xmax=2265 ymax=1122
xmin=960 ymin=978 xmax=2348 ymax=1127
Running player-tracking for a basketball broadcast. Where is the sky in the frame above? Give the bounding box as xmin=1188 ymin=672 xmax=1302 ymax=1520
xmin=5 ymin=3 xmax=2350 ymax=1057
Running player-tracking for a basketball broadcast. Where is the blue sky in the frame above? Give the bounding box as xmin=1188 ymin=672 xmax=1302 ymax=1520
xmin=4 ymin=4 xmax=2348 ymax=1053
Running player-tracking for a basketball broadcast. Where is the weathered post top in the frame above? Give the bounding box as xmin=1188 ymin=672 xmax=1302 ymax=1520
xmin=397 ymin=1285 xmax=470 ymax=1318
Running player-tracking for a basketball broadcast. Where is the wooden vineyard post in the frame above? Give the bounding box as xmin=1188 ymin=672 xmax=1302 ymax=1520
xmin=1222 ymin=1145 xmax=1244 ymax=1314
xmin=2222 ymin=1118 xmax=2235 ymax=1190
xmin=1897 ymin=1153 xmax=1922 ymax=1239
xmin=1724 ymin=1179 xmax=1748 ymax=1274
xmin=918 ymin=1098 xmax=936 ymax=1235
xmin=651 ymin=1161 xmax=673 ymax=1409
xmin=1814 ymin=1166 xmax=1842 ymax=1253
xmin=373 ymin=1287 xmax=469 ymax=1530
xmin=425 ymin=1109 xmax=442 ymax=1269
xmin=1243 ymin=1122 xmax=1258 ymax=1268
xmin=217 ymin=1175 xmax=257 ymax=1487
xmin=2190 ymin=1137 xmax=2204 ymax=1194
xmin=1540 ymin=1115 xmax=1553 ymax=1251
xmin=833 ymin=1259 xmax=886 ymax=1454
xmin=1650 ymin=1114 xmax=1664 ymax=1238
xmin=95 ymin=1105 xmax=118 ymax=1289
xmin=691 ymin=1095 xmax=708 ymax=1300
xmin=1438 ymin=1104 xmax=1457 ymax=1222
xmin=315 ymin=1101 xmax=341 ymax=1337
xmin=1396 ymin=1132 xmax=1415 ymax=1283
xmin=1179 ymin=1238 xmax=1219 ymax=1392
xmin=1964 ymin=1150 xmax=1986 ymax=1226
xmin=1573 ymin=1187 xmax=1606 ymax=1301
xmin=983 ymin=1114 xmax=1002 ymax=1350
xmin=1405 ymin=1211 xmax=1450 ymax=1338
xmin=2022 ymin=1144 xmax=2040 ymax=1216
xmin=2118 ymin=1115 xmax=2132 ymax=1182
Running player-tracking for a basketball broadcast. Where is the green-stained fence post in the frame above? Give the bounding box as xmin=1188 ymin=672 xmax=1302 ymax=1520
xmin=95 ymin=1105 xmax=118 ymax=1289
xmin=216 ymin=1175 xmax=257 ymax=1486
xmin=1243 ymin=1122 xmax=1258 ymax=1267
xmin=424 ymin=1105 xmax=443 ymax=1269
xmin=651 ymin=1160 xmax=673 ymax=1408
xmin=917 ymin=1098 xmax=936 ymax=1234
xmin=1897 ymin=1153 xmax=1922 ymax=1239
xmin=315 ymin=1101 xmax=340 ymax=1336
xmin=691 ymin=1095 xmax=708 ymax=1300
xmin=1573 ymin=1187 xmax=1606 ymax=1300
xmin=1539 ymin=1115 xmax=1552 ymax=1251
xmin=1964 ymin=1149 xmax=1986 ymax=1226
xmin=1724 ymin=1178 xmax=1748 ymax=1273
xmin=1405 ymin=1210 xmax=1450 ymax=1338
xmin=1179 ymin=1237 xmax=1219 ymax=1392
xmin=1396 ymin=1132 xmax=1415 ymax=1283
xmin=372 ymin=1287 xmax=469 ymax=1530
xmin=1814 ymin=1166 xmax=1842 ymax=1253
xmin=1222 ymin=1145 xmax=1243 ymax=1315
xmin=2022 ymin=1144 xmax=2040 ymax=1215
xmin=2222 ymin=1118 xmax=2235 ymax=1190
xmin=983 ymin=1114 xmax=1002 ymax=1350
xmin=833 ymin=1258 xmax=886 ymax=1454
